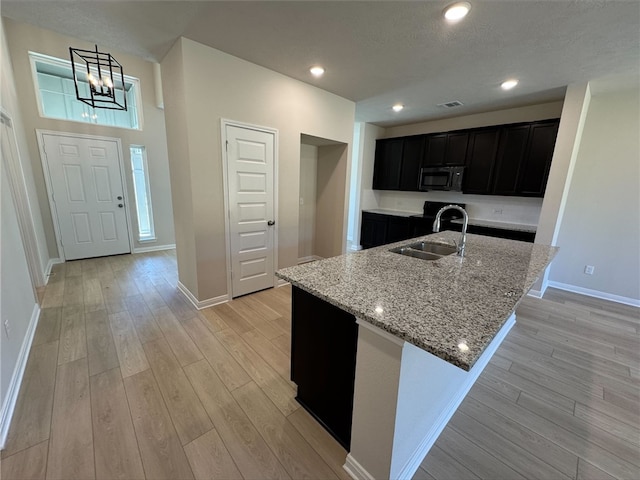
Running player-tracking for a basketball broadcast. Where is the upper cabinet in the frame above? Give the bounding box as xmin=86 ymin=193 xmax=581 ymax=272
xmin=492 ymin=119 xmax=560 ymax=197
xmin=372 ymin=138 xmax=403 ymax=190
xmin=373 ymin=135 xmax=425 ymax=191
xmin=422 ymin=132 xmax=468 ymax=166
xmin=372 ymin=118 xmax=560 ymax=198
xmin=398 ymin=136 xmax=425 ymax=191
xmin=517 ymin=121 xmax=560 ymax=196
xmin=462 ymin=128 xmax=500 ymax=194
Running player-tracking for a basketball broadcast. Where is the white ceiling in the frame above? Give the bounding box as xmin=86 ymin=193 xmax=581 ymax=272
xmin=2 ymin=1 xmax=639 ymax=127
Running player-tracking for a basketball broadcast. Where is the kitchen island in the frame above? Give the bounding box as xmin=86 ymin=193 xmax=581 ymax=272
xmin=276 ymin=231 xmax=557 ymax=480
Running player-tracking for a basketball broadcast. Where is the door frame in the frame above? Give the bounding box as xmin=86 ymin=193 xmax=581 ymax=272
xmin=220 ymin=118 xmax=279 ymax=298
xmin=36 ymin=129 xmax=135 ymax=261
xmin=1 ymin=109 xmax=44 ymax=289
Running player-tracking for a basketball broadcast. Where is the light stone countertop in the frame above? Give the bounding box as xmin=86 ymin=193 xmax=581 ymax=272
xmin=362 ymin=208 xmax=421 ymax=217
xmin=276 ymin=231 xmax=557 ymax=371
xmin=451 ymin=218 xmax=538 ymax=233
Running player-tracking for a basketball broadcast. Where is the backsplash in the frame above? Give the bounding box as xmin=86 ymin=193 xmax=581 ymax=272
xmin=374 ymin=190 xmax=543 ymax=226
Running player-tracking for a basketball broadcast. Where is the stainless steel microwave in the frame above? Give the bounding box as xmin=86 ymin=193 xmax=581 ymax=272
xmin=419 ymin=166 xmax=464 ymax=191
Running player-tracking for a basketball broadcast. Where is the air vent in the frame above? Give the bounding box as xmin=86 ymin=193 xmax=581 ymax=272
xmin=437 ymin=100 xmax=464 ymax=108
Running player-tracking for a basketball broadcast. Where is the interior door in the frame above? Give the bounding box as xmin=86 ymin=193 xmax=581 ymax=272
xmin=41 ymin=133 xmax=130 ymax=260
xmin=225 ymin=124 xmax=275 ymax=297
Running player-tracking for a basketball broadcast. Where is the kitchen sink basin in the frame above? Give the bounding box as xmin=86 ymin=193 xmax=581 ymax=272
xmin=389 ymin=241 xmax=457 ymax=261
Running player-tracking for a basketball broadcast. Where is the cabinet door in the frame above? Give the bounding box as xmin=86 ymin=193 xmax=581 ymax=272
xmin=444 ymin=132 xmax=470 ymax=166
xmin=399 ymin=136 xmax=425 ymax=191
xmin=291 ymin=287 xmax=358 ymax=450
xmin=462 ymin=129 xmax=500 ymax=194
xmin=360 ymin=212 xmax=388 ymax=249
xmin=518 ymin=121 xmax=559 ymax=196
xmin=386 ymin=216 xmax=411 ymax=243
xmin=372 ymin=138 xmax=403 ymax=190
xmin=422 ymin=134 xmax=447 ymax=166
xmin=492 ymin=125 xmax=530 ymax=195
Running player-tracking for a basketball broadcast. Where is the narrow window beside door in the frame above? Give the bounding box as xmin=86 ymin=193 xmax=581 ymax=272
xmin=130 ymin=146 xmax=155 ymax=241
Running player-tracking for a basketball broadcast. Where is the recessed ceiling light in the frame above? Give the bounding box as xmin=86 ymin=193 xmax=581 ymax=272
xmin=392 ymin=104 xmax=404 ymax=112
xmin=310 ymin=66 xmax=325 ymax=77
xmin=444 ymin=2 xmax=471 ymax=21
xmin=501 ymin=79 xmax=519 ymax=90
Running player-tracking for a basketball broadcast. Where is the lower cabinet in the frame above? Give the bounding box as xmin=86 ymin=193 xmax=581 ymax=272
xmin=360 ymin=212 xmax=411 ymax=249
xmin=291 ymin=286 xmax=358 ymax=450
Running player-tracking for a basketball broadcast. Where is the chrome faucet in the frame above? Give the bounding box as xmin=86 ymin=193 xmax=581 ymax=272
xmin=433 ymin=204 xmax=468 ymax=257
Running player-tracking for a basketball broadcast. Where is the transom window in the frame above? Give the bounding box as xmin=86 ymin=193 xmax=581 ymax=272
xmin=29 ymin=51 xmax=142 ymax=130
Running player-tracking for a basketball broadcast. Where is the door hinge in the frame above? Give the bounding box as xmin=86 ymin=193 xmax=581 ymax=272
xmin=225 ymin=140 xmax=228 ymax=151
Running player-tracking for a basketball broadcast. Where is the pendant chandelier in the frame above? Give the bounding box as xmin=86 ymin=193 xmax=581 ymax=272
xmin=69 ymin=44 xmax=127 ymax=111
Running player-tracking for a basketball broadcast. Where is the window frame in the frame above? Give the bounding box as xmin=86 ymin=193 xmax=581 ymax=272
xmin=129 ymin=145 xmax=156 ymax=242
xmin=28 ymin=51 xmax=144 ymax=131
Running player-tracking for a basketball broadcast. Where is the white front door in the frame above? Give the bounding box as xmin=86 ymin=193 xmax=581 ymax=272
xmin=225 ymin=124 xmax=276 ymax=297
xmin=41 ymin=133 xmax=130 ymax=260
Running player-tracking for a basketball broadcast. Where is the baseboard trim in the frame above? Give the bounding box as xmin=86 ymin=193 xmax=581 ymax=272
xmin=0 ymin=303 xmax=41 ymax=449
xmin=177 ymin=281 xmax=228 ymax=310
xmin=44 ymin=257 xmax=62 ymax=285
xmin=547 ymin=281 xmax=640 ymax=307
xmin=344 ymin=454 xmax=376 ymax=480
xmin=527 ymin=289 xmax=543 ymax=298
xmin=276 ymin=279 xmax=290 ymax=287
xmin=132 ymin=243 xmax=176 ymax=254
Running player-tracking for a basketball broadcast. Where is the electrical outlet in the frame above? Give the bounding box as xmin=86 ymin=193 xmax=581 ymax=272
xmin=3 ymin=319 xmax=9 ymax=338
xmin=584 ymin=265 xmax=595 ymax=275
xmin=493 ymin=208 xmax=503 ymax=214
xmin=299 ymin=197 xmax=304 ymax=206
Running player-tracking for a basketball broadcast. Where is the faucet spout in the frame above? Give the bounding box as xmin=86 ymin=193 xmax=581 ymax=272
xmin=432 ymin=204 xmax=468 ymax=257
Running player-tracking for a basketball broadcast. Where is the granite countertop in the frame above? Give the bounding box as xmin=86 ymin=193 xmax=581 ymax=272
xmin=362 ymin=208 xmax=421 ymax=217
xmin=450 ymin=218 xmax=537 ymax=233
xmin=276 ymin=231 xmax=557 ymax=371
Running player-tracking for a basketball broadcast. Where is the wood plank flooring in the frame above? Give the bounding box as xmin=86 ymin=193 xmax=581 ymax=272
xmin=1 ymin=249 xmax=638 ymax=480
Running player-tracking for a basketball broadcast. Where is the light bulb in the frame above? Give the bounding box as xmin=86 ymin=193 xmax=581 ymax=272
xmin=310 ymin=66 xmax=325 ymax=77
xmin=501 ymin=79 xmax=519 ymax=90
xmin=444 ymin=2 xmax=471 ymax=21
xmin=392 ymin=104 xmax=404 ymax=112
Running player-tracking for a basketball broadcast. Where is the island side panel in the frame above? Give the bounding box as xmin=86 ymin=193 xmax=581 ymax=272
xmin=346 ymin=321 xmax=404 ymax=480
xmin=291 ymin=286 xmax=359 ymax=450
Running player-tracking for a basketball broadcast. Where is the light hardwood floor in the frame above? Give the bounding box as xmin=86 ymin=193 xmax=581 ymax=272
xmin=1 ymin=250 xmax=638 ymax=480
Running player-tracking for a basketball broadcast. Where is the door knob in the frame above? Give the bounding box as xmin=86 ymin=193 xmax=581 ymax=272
xmin=267 ymin=220 xmax=275 ymax=226
xmin=117 ymin=196 xmax=123 ymax=200
xmin=118 ymin=204 xmax=124 ymax=208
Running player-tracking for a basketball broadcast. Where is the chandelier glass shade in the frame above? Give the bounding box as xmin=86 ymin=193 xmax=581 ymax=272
xmin=69 ymin=44 xmax=127 ymax=110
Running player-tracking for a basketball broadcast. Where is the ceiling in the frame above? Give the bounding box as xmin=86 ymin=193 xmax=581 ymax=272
xmin=2 ymin=1 xmax=639 ymax=127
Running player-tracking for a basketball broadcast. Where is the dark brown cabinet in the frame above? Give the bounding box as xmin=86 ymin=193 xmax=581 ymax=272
xmin=372 ymin=138 xmax=403 ymax=190
xmin=462 ymin=128 xmax=500 ymax=194
xmin=360 ymin=212 xmax=389 ymax=249
xmin=518 ymin=121 xmax=559 ymax=196
xmin=398 ymin=136 xmax=425 ymax=191
xmin=422 ymin=132 xmax=468 ymax=167
xmin=360 ymin=212 xmax=411 ymax=249
xmin=372 ymin=118 xmax=559 ymax=197
xmin=492 ymin=120 xmax=559 ymax=196
xmin=492 ymin=124 xmax=531 ymax=195
xmin=291 ymin=287 xmax=358 ymax=450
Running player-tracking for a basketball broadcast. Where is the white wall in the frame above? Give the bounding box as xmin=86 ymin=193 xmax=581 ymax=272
xmin=1 ymin=19 xmax=49 ymax=282
xmin=161 ymin=37 xmax=355 ymax=301
xmin=4 ymin=18 xmax=175 ymax=256
xmin=0 ymin=18 xmax=40 ymax=446
xmin=298 ymin=144 xmax=317 ymax=261
xmin=549 ymin=86 xmax=640 ymax=302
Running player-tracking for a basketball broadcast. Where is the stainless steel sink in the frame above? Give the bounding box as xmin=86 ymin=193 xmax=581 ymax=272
xmin=405 ymin=241 xmax=457 ymax=256
xmin=389 ymin=241 xmax=457 ymax=261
